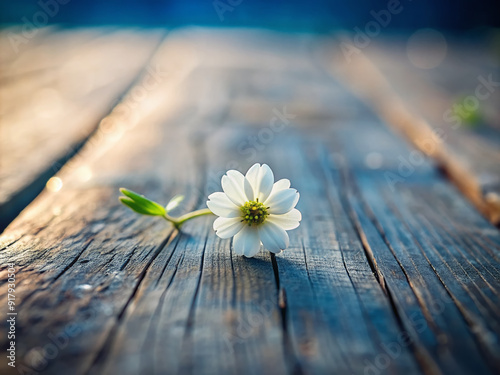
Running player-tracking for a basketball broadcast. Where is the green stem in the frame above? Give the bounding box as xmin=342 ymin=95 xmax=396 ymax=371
xmin=162 ymin=208 xmax=214 ymax=230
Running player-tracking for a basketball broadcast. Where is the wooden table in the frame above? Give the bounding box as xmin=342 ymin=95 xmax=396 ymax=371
xmin=1 ymin=27 xmax=499 ymax=375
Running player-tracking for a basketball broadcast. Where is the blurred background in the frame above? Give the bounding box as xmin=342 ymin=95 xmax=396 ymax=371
xmin=1 ymin=0 xmax=500 ymax=232
xmin=2 ymin=3 xmax=500 ymax=375
xmin=1 ymin=0 xmax=499 ymax=32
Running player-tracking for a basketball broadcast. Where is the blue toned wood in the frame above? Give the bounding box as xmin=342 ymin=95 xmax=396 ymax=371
xmin=0 ymin=28 xmax=499 ymax=375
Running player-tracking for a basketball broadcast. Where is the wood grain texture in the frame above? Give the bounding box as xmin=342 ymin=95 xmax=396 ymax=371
xmin=327 ymin=119 xmax=500 ymax=374
xmin=0 ymin=28 xmax=164 ymax=231
xmin=325 ymin=36 xmax=500 ymax=225
xmin=0 ymin=28 xmax=499 ymax=375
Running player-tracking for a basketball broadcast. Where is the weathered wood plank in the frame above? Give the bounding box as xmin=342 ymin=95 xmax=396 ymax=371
xmin=326 ymin=37 xmax=500 ymax=225
xmin=0 ymin=29 xmax=164 ymax=231
xmin=228 ymin=35 xmax=500 ymax=373
xmin=366 ymin=38 xmax=500 ymax=194
xmin=216 ymin=53 xmax=421 ymax=373
xmin=0 ymin=28 xmax=499 ymax=375
xmin=270 ymin=140 xmax=421 ymax=375
xmin=88 ymin=65 xmax=289 ymax=375
xmin=245 ymin=52 xmax=499 ymax=372
xmin=322 ymin=113 xmax=500 ymax=373
xmin=0 ymin=30 xmax=283 ymax=375
xmin=0 ymin=29 xmax=198 ymax=375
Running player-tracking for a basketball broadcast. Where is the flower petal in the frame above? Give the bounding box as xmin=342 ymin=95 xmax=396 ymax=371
xmin=244 ymin=177 xmax=254 ymax=202
xmin=259 ymin=221 xmax=289 ymax=253
xmin=267 ymin=209 xmax=302 ymax=230
xmin=213 ymin=217 xmax=245 ymax=239
xmin=244 ymin=163 xmax=260 ymax=200
xmin=221 ymin=170 xmax=247 ymax=206
xmin=233 ymin=226 xmax=261 ymax=257
xmin=245 ymin=163 xmax=274 ymax=202
xmin=207 ymin=192 xmax=241 ymax=218
xmin=265 ymin=189 xmax=299 ymax=215
xmin=264 ymin=179 xmax=292 ymax=207
xmin=270 ymin=179 xmax=291 ymax=194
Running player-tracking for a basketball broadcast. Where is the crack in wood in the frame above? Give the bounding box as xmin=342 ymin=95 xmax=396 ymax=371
xmin=53 ymin=240 xmax=94 ymax=282
xmin=271 ymin=254 xmax=304 ymax=375
xmin=322 ymin=148 xmax=442 ymax=375
xmin=381 ymin=187 xmax=500 ymax=370
xmin=85 ymin=229 xmax=177 ymax=374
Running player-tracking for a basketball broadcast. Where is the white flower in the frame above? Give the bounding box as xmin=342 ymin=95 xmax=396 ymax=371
xmin=207 ymin=163 xmax=301 ymax=257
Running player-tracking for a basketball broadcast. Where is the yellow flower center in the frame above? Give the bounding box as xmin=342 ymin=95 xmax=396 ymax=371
xmin=241 ymin=200 xmax=269 ymax=226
